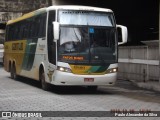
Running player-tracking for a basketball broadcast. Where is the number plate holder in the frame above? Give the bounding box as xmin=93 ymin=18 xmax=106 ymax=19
xmin=84 ymin=78 xmax=94 ymax=82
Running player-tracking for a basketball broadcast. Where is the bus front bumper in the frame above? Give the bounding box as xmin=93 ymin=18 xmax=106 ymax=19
xmin=50 ymin=71 xmax=117 ymax=86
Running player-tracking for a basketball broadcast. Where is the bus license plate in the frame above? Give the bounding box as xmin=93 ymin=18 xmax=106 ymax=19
xmin=84 ymin=78 xmax=94 ymax=82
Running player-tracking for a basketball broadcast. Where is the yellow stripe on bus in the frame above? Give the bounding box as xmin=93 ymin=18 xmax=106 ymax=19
xmin=7 ymin=8 xmax=46 ymax=25
xmin=4 ymin=40 xmax=27 ymax=74
xmin=7 ymin=12 xmax=34 ymax=25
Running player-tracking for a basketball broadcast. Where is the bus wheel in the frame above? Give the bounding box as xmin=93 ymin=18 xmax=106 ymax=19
xmin=40 ymin=70 xmax=49 ymax=91
xmin=11 ymin=64 xmax=17 ymax=80
xmin=87 ymin=86 xmax=98 ymax=91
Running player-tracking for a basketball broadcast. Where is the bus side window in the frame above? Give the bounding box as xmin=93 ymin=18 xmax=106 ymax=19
xmin=9 ymin=25 xmax=14 ymax=40
xmin=11 ymin=25 xmax=15 ymax=40
xmin=36 ymin=17 xmax=41 ymax=37
xmin=22 ymin=21 xmax=30 ymax=39
xmin=5 ymin=26 xmax=9 ymax=41
xmin=15 ymin=23 xmax=20 ymax=40
xmin=38 ymin=13 xmax=47 ymax=37
xmin=19 ymin=21 xmax=25 ymax=39
xmin=48 ymin=10 xmax=56 ymax=65
xmin=26 ymin=18 xmax=37 ymax=38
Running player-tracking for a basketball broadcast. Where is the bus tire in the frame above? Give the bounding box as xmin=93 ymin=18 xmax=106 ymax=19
xmin=10 ymin=64 xmax=17 ymax=80
xmin=40 ymin=70 xmax=49 ymax=91
xmin=87 ymin=86 xmax=98 ymax=91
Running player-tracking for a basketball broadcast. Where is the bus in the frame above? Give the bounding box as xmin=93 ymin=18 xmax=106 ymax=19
xmin=4 ymin=5 xmax=127 ymax=90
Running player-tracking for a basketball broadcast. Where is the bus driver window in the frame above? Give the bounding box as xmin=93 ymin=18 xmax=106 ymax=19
xmin=60 ymin=27 xmax=81 ymax=53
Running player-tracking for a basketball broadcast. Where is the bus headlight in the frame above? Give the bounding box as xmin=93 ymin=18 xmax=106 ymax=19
xmin=106 ymin=68 xmax=118 ymax=74
xmin=57 ymin=66 xmax=72 ymax=73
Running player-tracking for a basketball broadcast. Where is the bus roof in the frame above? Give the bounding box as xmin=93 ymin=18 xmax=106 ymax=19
xmin=47 ymin=5 xmax=113 ymax=12
xmin=7 ymin=5 xmax=113 ymax=25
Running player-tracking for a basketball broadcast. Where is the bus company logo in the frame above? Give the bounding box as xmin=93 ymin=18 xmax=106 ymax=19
xmin=2 ymin=112 xmax=11 ymax=117
xmin=12 ymin=43 xmax=23 ymax=50
xmin=87 ymin=70 xmax=92 ymax=74
xmin=39 ymin=44 xmax=45 ymax=50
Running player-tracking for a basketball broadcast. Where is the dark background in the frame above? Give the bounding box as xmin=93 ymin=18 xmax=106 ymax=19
xmin=0 ymin=0 xmax=159 ymax=45
xmin=54 ymin=0 xmax=159 ymax=45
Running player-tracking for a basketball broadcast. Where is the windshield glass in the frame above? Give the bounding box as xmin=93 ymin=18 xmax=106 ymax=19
xmin=57 ymin=10 xmax=117 ymax=65
xmin=59 ymin=10 xmax=114 ymax=26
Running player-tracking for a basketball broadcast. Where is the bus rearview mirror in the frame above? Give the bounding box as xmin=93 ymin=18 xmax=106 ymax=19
xmin=117 ymin=25 xmax=128 ymax=45
xmin=52 ymin=22 xmax=60 ymax=41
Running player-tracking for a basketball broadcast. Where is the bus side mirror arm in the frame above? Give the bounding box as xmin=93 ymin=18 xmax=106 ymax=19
xmin=52 ymin=22 xmax=60 ymax=41
xmin=117 ymin=24 xmax=128 ymax=45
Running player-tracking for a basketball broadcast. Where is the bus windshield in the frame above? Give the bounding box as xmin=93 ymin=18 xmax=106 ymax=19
xmin=59 ymin=10 xmax=114 ymax=26
xmin=57 ymin=10 xmax=117 ymax=65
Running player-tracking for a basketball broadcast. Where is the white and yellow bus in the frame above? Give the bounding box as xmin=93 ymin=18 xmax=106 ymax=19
xmin=4 ymin=5 xmax=127 ymax=90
